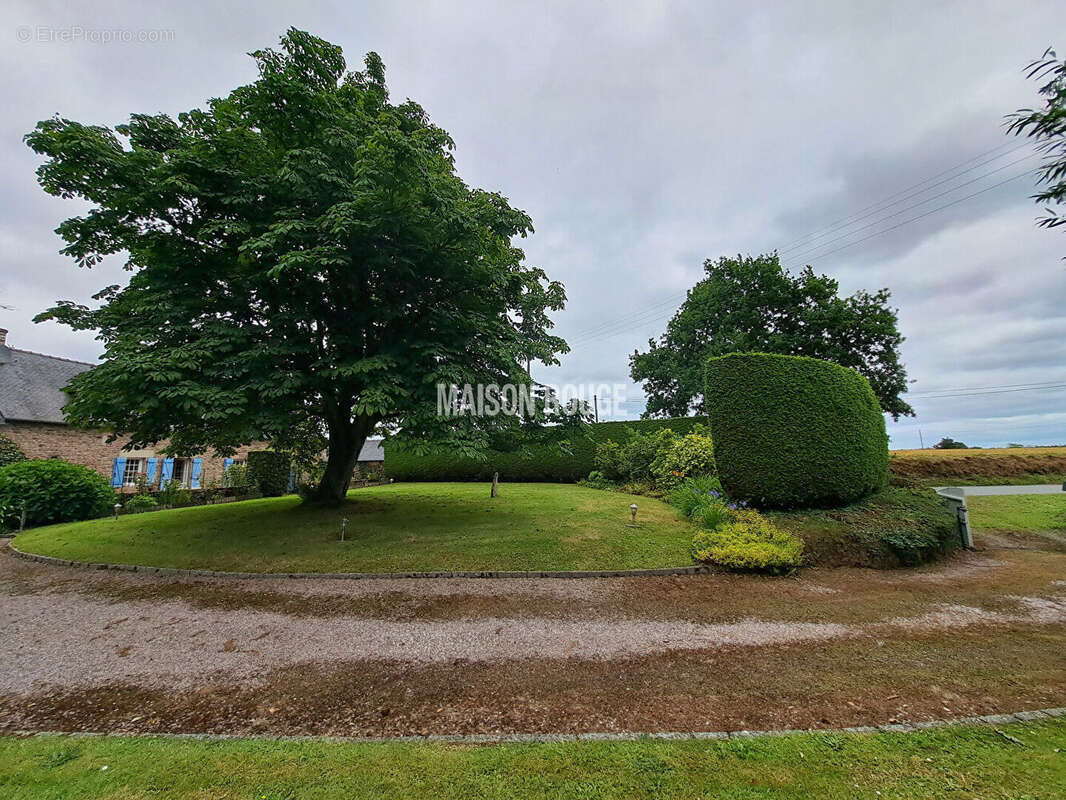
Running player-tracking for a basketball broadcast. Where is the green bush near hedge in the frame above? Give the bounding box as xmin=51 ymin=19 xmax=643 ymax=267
xmin=246 ymin=451 xmax=291 ymax=497
xmin=384 ymin=417 xmax=711 ymax=482
xmin=0 ymin=459 xmax=116 ymax=528
xmin=0 ymin=433 xmax=26 ymax=469
xmin=705 ymin=352 xmax=888 ymax=509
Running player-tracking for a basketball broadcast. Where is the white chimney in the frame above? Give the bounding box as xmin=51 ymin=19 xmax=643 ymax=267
xmin=0 ymin=329 xmax=7 ymax=347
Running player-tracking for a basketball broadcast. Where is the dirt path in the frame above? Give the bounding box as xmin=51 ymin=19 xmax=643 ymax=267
xmin=3 ymin=543 xmax=1065 ymax=736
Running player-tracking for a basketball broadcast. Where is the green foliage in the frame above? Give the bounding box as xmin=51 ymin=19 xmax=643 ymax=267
xmin=25 ymin=29 xmax=568 ymax=505
xmin=630 ymin=252 xmax=912 ymax=419
xmin=0 ymin=459 xmax=115 ymax=527
xmin=770 ymin=487 xmax=958 ymax=568
xmin=668 ymin=475 xmax=724 ymax=519
xmin=650 ymin=431 xmax=715 ymax=490
xmin=157 ymin=479 xmax=192 ymax=509
xmin=124 ymin=494 xmax=159 ymax=513
xmin=385 ymin=417 xmax=710 ymax=482
xmin=691 ymin=509 xmax=803 ymax=573
xmin=593 ymin=440 xmax=625 ymax=481
xmin=705 ymin=353 xmax=889 ymax=510
xmin=222 ymin=463 xmax=249 ymax=491
xmin=1008 ymin=48 xmax=1066 ymax=236
xmin=933 ymin=437 xmax=969 ymax=449
xmin=0 ymin=433 xmax=26 ymax=468
xmin=246 ymin=451 xmax=291 ymax=497
xmin=579 ymin=470 xmax=618 ymax=491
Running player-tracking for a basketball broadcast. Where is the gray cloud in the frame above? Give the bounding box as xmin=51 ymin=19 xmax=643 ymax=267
xmin=1 ymin=0 xmax=1063 ymax=446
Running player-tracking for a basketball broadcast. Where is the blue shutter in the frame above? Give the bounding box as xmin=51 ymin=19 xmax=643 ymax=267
xmin=161 ymin=458 xmax=175 ymax=485
xmin=145 ymin=458 xmax=158 ymax=485
xmin=223 ymin=458 xmax=233 ymax=488
xmin=111 ymin=457 xmax=126 ymax=488
xmin=224 ymin=457 xmax=234 ymax=470
xmin=191 ymin=458 xmax=203 ymax=489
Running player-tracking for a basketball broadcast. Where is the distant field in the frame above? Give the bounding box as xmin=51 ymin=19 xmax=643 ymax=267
xmin=889 ymin=446 xmax=1066 ymax=484
xmin=891 ymin=446 xmax=1066 ymax=459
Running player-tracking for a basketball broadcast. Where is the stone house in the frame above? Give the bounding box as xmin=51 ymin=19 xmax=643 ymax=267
xmin=0 ymin=329 xmax=261 ymax=492
xmin=0 ymin=329 xmax=385 ymax=490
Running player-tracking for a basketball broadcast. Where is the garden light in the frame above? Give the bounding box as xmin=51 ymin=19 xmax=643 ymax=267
xmin=340 ymin=516 xmax=349 ymax=541
xmin=630 ymin=503 xmax=638 ymax=523
xmin=113 ymin=502 xmax=121 ymax=521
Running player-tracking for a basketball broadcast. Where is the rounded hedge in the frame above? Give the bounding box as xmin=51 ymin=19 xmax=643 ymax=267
xmin=0 ymin=433 xmax=27 ymax=469
xmin=0 ymin=459 xmax=116 ymax=528
xmin=704 ymin=353 xmax=888 ymax=509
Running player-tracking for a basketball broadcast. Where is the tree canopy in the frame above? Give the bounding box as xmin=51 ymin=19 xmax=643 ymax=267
xmin=27 ymin=29 xmax=567 ymax=504
xmin=629 ymin=253 xmax=912 ymax=420
xmin=1008 ymin=48 xmax=1066 ymax=239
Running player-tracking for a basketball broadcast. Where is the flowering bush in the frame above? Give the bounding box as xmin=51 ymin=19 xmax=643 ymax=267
xmin=669 ymin=475 xmax=724 ymax=518
xmin=651 ymin=432 xmax=716 ymax=490
xmin=691 ymin=510 xmax=803 ymax=574
xmin=124 ymin=494 xmax=159 ymax=513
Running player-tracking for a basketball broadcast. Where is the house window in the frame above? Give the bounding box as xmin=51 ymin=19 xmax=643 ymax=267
xmin=171 ymin=458 xmax=190 ymax=487
xmin=122 ymin=458 xmax=145 ymax=486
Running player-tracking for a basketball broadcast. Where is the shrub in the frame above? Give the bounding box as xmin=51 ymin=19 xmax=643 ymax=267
xmin=385 ymin=416 xmax=712 ymax=482
xmin=157 ymin=479 xmax=192 ymax=508
xmin=124 ymin=494 xmax=159 ymax=513
xmin=222 ymin=462 xmax=249 ymax=491
xmin=593 ymin=440 xmax=625 ymax=481
xmin=705 ymin=352 xmax=888 ymax=510
xmin=691 ymin=510 xmax=803 ymax=573
xmin=0 ymin=434 xmax=27 ymax=468
xmin=0 ymin=459 xmax=116 ymax=527
xmin=669 ymin=475 xmax=724 ymax=518
xmin=651 ymin=431 xmax=716 ymax=490
xmin=580 ymin=470 xmax=618 ymax=491
xmin=246 ymin=451 xmax=291 ymax=497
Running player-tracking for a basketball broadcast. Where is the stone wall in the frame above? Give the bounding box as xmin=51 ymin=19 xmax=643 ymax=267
xmin=1 ymin=421 xmax=262 ymax=492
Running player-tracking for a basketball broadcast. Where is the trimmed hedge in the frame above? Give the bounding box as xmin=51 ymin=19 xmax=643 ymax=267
xmin=704 ymin=353 xmax=888 ymax=509
xmin=384 ymin=417 xmax=710 ymax=482
xmin=246 ymin=451 xmax=291 ymax=497
xmin=0 ymin=433 xmax=26 ymax=469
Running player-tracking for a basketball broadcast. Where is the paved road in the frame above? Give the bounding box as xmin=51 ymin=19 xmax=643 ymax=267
xmin=936 ymin=484 xmax=1066 ymax=496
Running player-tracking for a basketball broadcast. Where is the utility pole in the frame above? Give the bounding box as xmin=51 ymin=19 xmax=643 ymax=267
xmin=918 ymin=429 xmax=924 ymax=449
xmin=593 ymin=394 xmax=599 ymax=423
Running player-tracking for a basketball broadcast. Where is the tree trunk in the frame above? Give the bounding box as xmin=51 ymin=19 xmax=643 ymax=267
xmin=310 ymin=414 xmax=374 ymax=506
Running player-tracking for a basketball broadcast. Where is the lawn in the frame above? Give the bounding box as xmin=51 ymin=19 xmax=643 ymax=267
xmin=13 ymin=483 xmax=694 ymax=573
xmin=3 ymin=720 xmax=1066 ymax=799
xmin=967 ymin=493 xmax=1066 ymax=533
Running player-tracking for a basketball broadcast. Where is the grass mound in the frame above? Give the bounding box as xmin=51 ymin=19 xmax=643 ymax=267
xmin=12 ymin=483 xmax=694 ymax=574
xmin=770 ymin=487 xmax=959 ymax=568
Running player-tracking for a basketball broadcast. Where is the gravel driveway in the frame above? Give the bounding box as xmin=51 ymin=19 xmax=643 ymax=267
xmin=3 ymin=544 xmax=1066 ymax=736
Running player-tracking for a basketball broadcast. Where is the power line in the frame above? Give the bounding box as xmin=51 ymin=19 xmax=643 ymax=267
xmin=911 ymin=383 xmax=1066 ymax=400
xmin=776 ymin=141 xmax=1032 ymax=254
xmin=908 ymin=379 xmax=1066 ymax=397
xmin=781 ymin=168 xmax=1036 ymax=269
xmin=781 ymin=154 xmax=1038 ymax=264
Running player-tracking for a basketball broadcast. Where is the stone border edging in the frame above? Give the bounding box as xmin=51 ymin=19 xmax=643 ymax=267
xmin=6 ymin=541 xmax=710 ymax=580
xmin=7 ymin=707 xmax=1065 ymax=745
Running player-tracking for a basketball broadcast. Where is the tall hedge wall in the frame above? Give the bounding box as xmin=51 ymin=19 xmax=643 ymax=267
xmin=704 ymin=353 xmax=888 ymax=509
xmin=384 ymin=416 xmax=709 ymax=482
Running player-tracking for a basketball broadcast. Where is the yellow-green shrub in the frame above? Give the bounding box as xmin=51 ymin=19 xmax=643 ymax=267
xmin=691 ymin=510 xmax=803 ymax=574
xmin=651 ymin=432 xmax=715 ymax=490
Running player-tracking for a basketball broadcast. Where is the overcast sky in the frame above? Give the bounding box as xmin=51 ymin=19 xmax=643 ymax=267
xmin=2 ymin=0 xmax=1064 ymax=448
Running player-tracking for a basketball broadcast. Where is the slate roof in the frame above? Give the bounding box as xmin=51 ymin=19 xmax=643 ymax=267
xmin=0 ymin=345 xmax=94 ymax=424
xmin=358 ymin=438 xmax=384 ymax=462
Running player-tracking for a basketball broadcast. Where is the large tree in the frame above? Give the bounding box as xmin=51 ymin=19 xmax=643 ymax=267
xmin=630 ymin=253 xmax=912 ymax=419
xmin=1008 ymin=48 xmax=1066 ymax=239
xmin=27 ymin=30 xmax=567 ymax=505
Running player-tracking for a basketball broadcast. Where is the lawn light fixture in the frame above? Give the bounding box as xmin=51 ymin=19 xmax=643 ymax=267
xmin=630 ymin=503 xmax=638 ymax=524
xmin=113 ymin=502 xmax=122 ymax=521
xmin=340 ymin=517 xmax=349 ymax=541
